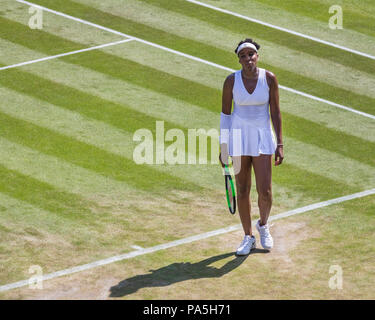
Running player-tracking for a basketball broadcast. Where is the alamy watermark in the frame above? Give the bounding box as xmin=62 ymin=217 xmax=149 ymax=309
xmin=28 ymin=6 xmax=43 ymax=30
xmin=132 ymin=121 xmax=242 ymax=174
xmin=28 ymin=265 xmax=43 ymax=290
xmin=329 ymin=5 xmax=343 ymax=30
xmin=328 ymin=265 xmax=343 ymax=290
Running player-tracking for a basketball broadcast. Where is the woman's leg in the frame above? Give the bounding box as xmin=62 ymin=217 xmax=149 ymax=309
xmin=252 ymin=154 xmax=272 ymax=225
xmin=233 ymin=156 xmax=253 ymax=235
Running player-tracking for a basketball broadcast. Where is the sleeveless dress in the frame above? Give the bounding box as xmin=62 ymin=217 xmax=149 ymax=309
xmin=229 ymin=68 xmax=277 ymax=156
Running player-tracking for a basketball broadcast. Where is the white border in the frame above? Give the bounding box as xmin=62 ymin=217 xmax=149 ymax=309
xmin=1 ymin=0 xmax=373 ymax=293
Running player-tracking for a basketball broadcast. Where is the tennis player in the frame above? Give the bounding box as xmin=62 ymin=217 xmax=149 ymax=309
xmin=219 ymin=39 xmax=284 ymax=255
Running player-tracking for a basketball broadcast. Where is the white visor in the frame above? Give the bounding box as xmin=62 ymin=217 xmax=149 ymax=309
xmin=236 ymin=42 xmax=258 ymax=55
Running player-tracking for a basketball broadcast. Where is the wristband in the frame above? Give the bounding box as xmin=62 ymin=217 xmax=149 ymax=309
xmin=220 ymin=112 xmax=232 ymax=144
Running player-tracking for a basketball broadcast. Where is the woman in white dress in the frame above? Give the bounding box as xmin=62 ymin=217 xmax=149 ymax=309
xmin=219 ymin=39 xmax=284 ymax=255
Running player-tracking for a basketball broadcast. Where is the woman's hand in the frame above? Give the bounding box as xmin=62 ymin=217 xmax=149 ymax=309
xmin=219 ymin=142 xmax=230 ymax=168
xmin=274 ymin=145 xmax=284 ymax=166
xmin=219 ymin=152 xmax=229 ymax=168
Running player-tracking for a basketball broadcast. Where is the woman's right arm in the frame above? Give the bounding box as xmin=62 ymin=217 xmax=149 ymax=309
xmin=222 ymin=74 xmax=234 ymax=115
xmin=219 ymin=74 xmax=234 ymax=167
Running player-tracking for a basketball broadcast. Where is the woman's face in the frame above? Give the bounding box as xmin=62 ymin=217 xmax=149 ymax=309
xmin=238 ymin=47 xmax=258 ymax=72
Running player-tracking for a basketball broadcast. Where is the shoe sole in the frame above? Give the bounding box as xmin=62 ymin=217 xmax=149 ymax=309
xmin=259 ymin=242 xmax=273 ymax=250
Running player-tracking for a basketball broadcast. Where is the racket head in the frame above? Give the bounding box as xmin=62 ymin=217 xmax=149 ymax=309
xmin=224 ymin=165 xmax=236 ymax=214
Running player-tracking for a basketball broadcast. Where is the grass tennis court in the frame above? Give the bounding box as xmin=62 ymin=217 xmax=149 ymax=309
xmin=0 ymin=0 xmax=374 ymax=299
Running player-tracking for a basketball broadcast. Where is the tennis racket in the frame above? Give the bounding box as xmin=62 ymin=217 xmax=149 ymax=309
xmin=224 ymin=164 xmax=236 ymax=214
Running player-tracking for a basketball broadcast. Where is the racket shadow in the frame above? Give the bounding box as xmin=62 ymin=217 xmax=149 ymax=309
xmin=109 ymin=251 xmax=265 ymax=297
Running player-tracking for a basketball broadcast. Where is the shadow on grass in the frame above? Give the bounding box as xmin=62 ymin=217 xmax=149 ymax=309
xmin=109 ymin=250 xmax=268 ymax=297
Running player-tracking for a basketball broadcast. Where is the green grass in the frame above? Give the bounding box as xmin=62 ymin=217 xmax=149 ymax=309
xmin=134 ymin=0 xmax=375 ymax=74
xmin=0 ymin=111 xmax=197 ymax=193
xmin=1 ymin=68 xmax=189 ymax=137
xmin=286 ymin=195 xmax=375 ymax=299
xmin=4 ymin=195 xmax=371 ymax=300
xmin=0 ymin=164 xmax=100 ymax=221
xmin=3 ymin=12 xmax=375 ymax=117
xmin=185 ymin=0 xmax=375 ymax=57
xmin=251 ymin=0 xmax=375 ymax=38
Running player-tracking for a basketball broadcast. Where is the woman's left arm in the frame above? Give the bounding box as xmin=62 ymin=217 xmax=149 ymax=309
xmin=267 ymin=71 xmax=284 ymax=166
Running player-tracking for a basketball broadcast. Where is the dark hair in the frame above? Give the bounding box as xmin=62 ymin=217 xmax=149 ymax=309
xmin=234 ymin=38 xmax=260 ymax=54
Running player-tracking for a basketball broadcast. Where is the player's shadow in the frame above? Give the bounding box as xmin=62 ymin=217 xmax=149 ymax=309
xmin=109 ymin=249 xmax=268 ymax=297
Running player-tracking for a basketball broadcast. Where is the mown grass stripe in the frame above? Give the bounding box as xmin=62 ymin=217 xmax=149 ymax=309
xmin=279 ymin=90 xmax=375 ymax=144
xmin=0 ymin=112 xmax=200 ymax=193
xmin=258 ymin=62 xmax=375 ymax=117
xmin=3 ymin=83 xmax=357 ymax=202
xmin=2 ymin=78 xmax=370 ymax=198
xmin=7 ymin=49 xmax=222 ymax=131
xmin=0 ymin=78 xmax=359 ymax=203
xmin=3 ymin=58 xmax=375 ymax=171
xmin=0 ymin=17 xmax=84 ymax=55
xmin=0 ymin=84 xmax=224 ymax=191
xmin=1 ymin=42 xmax=374 ymax=169
xmin=0 ymin=67 xmax=191 ymax=136
xmin=16 ymin=0 xmax=375 ymax=102
xmin=0 ymin=38 xmax=134 ymax=71
xmin=284 ymin=137 xmax=375 ymax=189
xmin=272 ymin=162 xmax=356 ymax=202
xmin=69 ymin=0 xmax=375 ymax=103
xmin=0 ymin=136 xmax=138 ymax=198
xmin=0 ymin=191 xmax=104 ymax=239
xmin=135 ymin=0 xmax=375 ymax=74
xmin=16 ymin=61 xmax=375 ymax=168
xmin=0 ymin=17 xmax=221 ymax=111
xmin=0 ymin=83 xmax=240 ymax=199
xmin=19 ymin=0 xmax=375 ymax=77
xmin=194 ymin=0 xmax=375 ymax=58
xmin=283 ymin=112 xmax=375 ymax=168
xmin=3 ymin=0 xmax=123 ymax=47
xmin=280 ymin=85 xmax=375 ymax=120
xmin=0 ymin=164 xmax=100 ymax=221
xmin=0 ymin=68 xmax=221 ymax=171
xmin=185 ymin=0 xmax=375 ymax=60
xmin=2 ymin=6 xmax=374 ymax=172
xmin=4 ymin=41 xmax=370 ymax=146
xmin=249 ymin=0 xmax=375 ymax=38
xmin=2 ymin=12 xmax=374 ymax=117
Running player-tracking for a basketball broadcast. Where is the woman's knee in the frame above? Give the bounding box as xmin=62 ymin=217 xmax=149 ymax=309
xmin=258 ymin=188 xmax=272 ymax=202
xmin=237 ymin=183 xmax=251 ymax=197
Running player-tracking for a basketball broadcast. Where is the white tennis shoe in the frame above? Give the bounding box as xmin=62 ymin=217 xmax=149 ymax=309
xmin=236 ymin=235 xmax=256 ymax=255
xmin=256 ymin=220 xmax=273 ymax=250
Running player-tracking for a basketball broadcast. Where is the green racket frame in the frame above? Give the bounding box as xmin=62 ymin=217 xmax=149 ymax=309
xmin=224 ymin=164 xmax=236 ymax=214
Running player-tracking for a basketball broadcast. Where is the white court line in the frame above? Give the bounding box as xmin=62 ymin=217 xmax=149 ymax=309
xmin=0 ymin=39 xmax=134 ymax=71
xmin=131 ymin=245 xmax=144 ymax=251
xmin=186 ymin=0 xmax=375 ymax=61
xmin=15 ymin=0 xmax=229 ymax=71
xmin=279 ymin=86 xmax=375 ymax=120
xmin=0 ymin=188 xmax=374 ymax=293
xmin=15 ymin=0 xmax=375 ymax=121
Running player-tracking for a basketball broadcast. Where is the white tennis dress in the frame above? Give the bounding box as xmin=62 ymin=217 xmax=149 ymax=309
xmin=229 ymin=68 xmax=277 ymax=156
